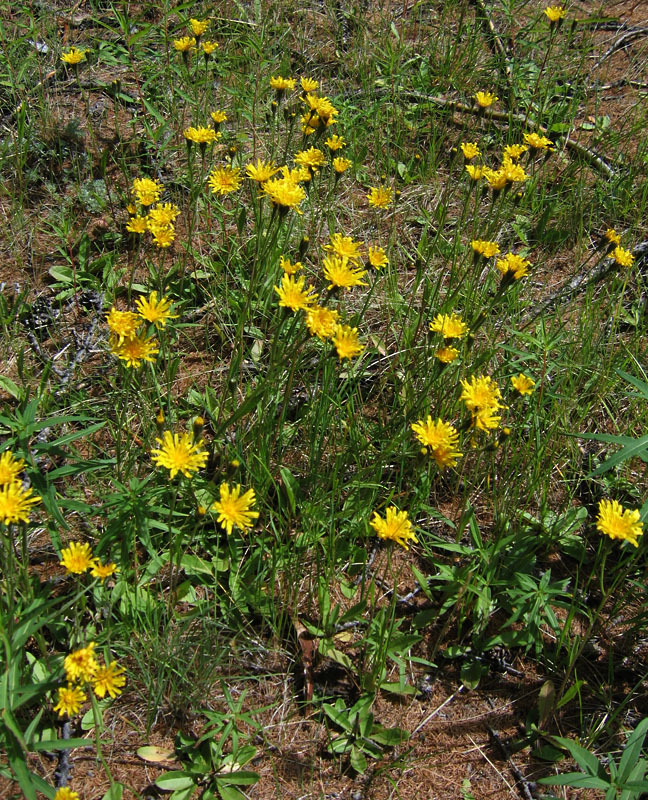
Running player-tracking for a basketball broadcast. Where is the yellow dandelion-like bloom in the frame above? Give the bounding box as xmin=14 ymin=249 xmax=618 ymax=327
xmin=59 ymin=541 xmax=94 ymax=575
xmin=54 ymin=684 xmax=86 ymax=717
xmin=90 ymin=560 xmax=118 ymax=582
xmin=324 ymin=232 xmax=364 ymax=264
xmin=370 ymin=507 xmax=418 ymax=550
xmin=465 ymin=164 xmax=483 ymax=180
xmin=93 ymin=661 xmax=127 ymax=699
xmin=502 ymin=157 xmax=529 ymax=183
xmin=279 ymin=255 xmax=302 ymax=275
xmin=147 ymin=203 xmax=180 ymax=228
xmin=332 ymin=324 xmax=364 ymax=360
xmin=411 ymin=417 xmax=462 ymax=468
xmin=136 ymin=291 xmax=178 ymax=328
xmin=460 ymin=142 xmax=480 ymax=160
xmin=184 ymin=126 xmax=218 ymax=145
xmin=323 ymin=255 xmax=367 ymax=291
xmin=126 ymin=215 xmax=148 ymax=234
xmin=202 ymin=40 xmax=219 ymax=55
xmin=106 ymin=308 xmax=139 ymax=344
xmin=173 ymin=36 xmax=196 ymax=52
xmin=110 ymin=332 xmax=159 ymax=368
xmin=189 ymin=18 xmax=209 ymax=36
xmin=604 ymin=228 xmax=621 ymax=245
xmin=333 ymin=157 xmax=352 ymax=173
xmin=503 ymin=144 xmax=528 ymax=160
xmin=305 ymin=306 xmax=340 ymax=340
xmin=270 ymin=75 xmax=296 ymax=91
xmin=61 ymin=47 xmax=87 ymax=65
xmin=262 ymin=176 xmax=307 ymax=211
xmin=0 ymin=482 xmax=40 ymax=525
xmin=300 ymin=76 xmax=319 ymax=92
xmin=496 ymin=252 xmax=531 ymax=280
xmin=483 ymin=167 xmax=508 ymax=191
xmin=326 ymin=134 xmax=346 ymax=151
xmin=429 ymin=312 xmax=468 ymax=339
xmin=544 ymin=5 xmax=566 ymax=22
xmin=367 ymin=185 xmax=393 ymax=209
xmin=151 ymin=431 xmax=209 ymax=479
xmin=596 ymin=499 xmax=643 ymax=547
xmin=612 ymin=246 xmax=634 ymax=268
xmin=302 ymin=92 xmax=339 ymax=129
xmin=511 ymin=374 xmax=536 ymax=395
xmin=280 ymin=165 xmax=311 ymax=183
xmin=471 ymin=239 xmax=500 ymax=258
xmin=208 ymin=165 xmax=242 ymax=195
xmin=523 ymin=132 xmax=554 ymax=150
xmin=246 ymin=159 xmax=280 ymax=182
xmin=64 ymin=642 xmax=99 ymax=683
xmin=131 ymin=177 xmax=163 ymax=206
xmin=460 ymin=375 xmax=503 ymax=413
xmin=274 ymin=274 xmax=318 ymax=312
xmin=54 ymin=788 xmax=81 ymax=800
xmin=368 ymin=246 xmax=389 ymax=269
xmin=211 ymin=483 xmax=259 ymax=535
xmin=0 ymin=451 xmax=25 ymax=486
xmin=295 ymin=147 xmax=326 ymax=172
xmin=211 ymin=109 xmax=227 ymax=124
xmin=474 ymin=91 xmax=498 ymax=107
xmin=435 ymin=346 xmax=460 ymax=364
xmin=150 ymin=225 xmax=175 ymax=248
xmin=473 ymin=406 xmax=502 ymax=431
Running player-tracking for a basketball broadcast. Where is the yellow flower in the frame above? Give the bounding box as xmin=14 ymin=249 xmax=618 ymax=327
xmin=64 ymin=643 xmax=99 ymax=683
xmin=59 ymin=541 xmax=94 ymax=575
xmin=302 ymin=92 xmax=338 ymax=129
xmin=110 ymin=332 xmax=159 ymax=368
xmin=496 ymin=252 xmax=531 ymax=280
xmin=189 ymin=18 xmax=209 ymax=35
xmin=147 ymin=203 xmax=180 ymax=227
xmin=173 ymin=36 xmax=196 ymax=52
xmin=151 ymin=431 xmax=209 ymax=479
xmin=368 ymin=246 xmax=389 ymax=269
xmin=323 ymin=255 xmax=367 ymax=290
xmin=370 ymin=507 xmax=418 ymax=550
xmin=210 ymin=109 xmax=227 ymax=124
xmin=411 ymin=417 xmax=462 ymax=468
xmin=324 ymin=232 xmax=364 ymax=264
xmin=274 ymin=274 xmax=318 ymax=312
xmin=326 ymin=134 xmax=346 ymax=151
xmin=523 ymin=132 xmax=554 ymax=150
xmin=465 ymin=164 xmax=483 ymax=180
xmin=503 ymin=144 xmax=528 ymax=160
xmin=305 ymin=306 xmax=340 ymax=339
xmin=0 ymin=451 xmax=25 ymax=486
xmin=184 ymin=125 xmax=218 ymax=145
xmin=471 ymin=239 xmax=500 ymax=258
xmin=544 ymin=5 xmax=566 ymax=22
xmin=202 ymin=40 xmax=219 ymax=55
xmin=262 ymin=176 xmax=307 ymax=211
xmin=333 ymin=157 xmax=352 ymax=173
xmin=511 ymin=374 xmax=536 ymax=395
xmin=367 ymin=185 xmax=393 ymax=209
xmin=483 ymin=167 xmax=508 ymax=191
xmin=597 ymin=500 xmax=643 ymax=547
xmin=270 ymin=76 xmax=296 ymax=91
xmin=279 ymin=255 xmax=302 ymax=275
xmin=93 ymin=661 xmax=127 ymax=698
xmin=295 ymin=147 xmax=326 ymax=172
xmin=0 ymin=482 xmax=40 ymax=525
xmin=300 ymin=76 xmax=319 ymax=92
xmin=429 ymin=312 xmax=468 ymax=339
xmin=150 ymin=225 xmax=175 ymax=248
xmin=211 ymin=483 xmax=259 ymax=535
xmin=208 ymin=165 xmax=242 ymax=195
xmin=280 ymin=165 xmax=310 ymax=183
xmin=136 ymin=292 xmax=178 ymax=328
xmin=474 ymin=91 xmax=498 ymax=107
xmin=106 ymin=308 xmax=139 ymax=344
xmin=332 ymin=324 xmax=364 ymax=360
xmin=61 ymin=47 xmax=87 ymax=65
xmin=435 ymin=346 xmax=460 ymax=363
xmin=54 ymin=788 xmax=81 ymax=800
xmin=90 ymin=560 xmax=118 ymax=582
xmin=604 ymin=227 xmax=621 ymax=245
xmin=612 ymin=246 xmax=634 ymax=268
xmin=460 ymin=375 xmax=503 ymax=413
xmin=126 ymin=215 xmax=148 ymax=234
xmin=460 ymin=142 xmax=480 ymax=160
xmin=502 ymin=157 xmax=529 ymax=183
xmin=246 ymin=159 xmax=280 ymax=182
xmin=473 ymin=406 xmax=502 ymax=431
xmin=131 ymin=177 xmax=163 ymax=206
xmin=54 ymin=684 xmax=86 ymax=717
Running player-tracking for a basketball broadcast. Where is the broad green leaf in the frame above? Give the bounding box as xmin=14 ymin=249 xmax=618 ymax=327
xmin=155 ymin=771 xmax=196 ymax=790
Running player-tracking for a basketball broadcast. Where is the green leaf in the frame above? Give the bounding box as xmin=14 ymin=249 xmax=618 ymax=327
xmin=215 ymin=769 xmax=259 ymax=785
xmin=217 ymin=785 xmax=247 ymax=800
xmin=155 ymin=771 xmax=196 ymax=790
xmin=0 ymin=375 xmax=21 ymax=399
xmin=460 ymin=660 xmax=484 ymax=690
xmin=31 ymin=737 xmax=92 ymax=751
xmin=48 ymin=265 xmax=74 ymax=283
xmin=350 ymin=745 xmax=368 ymax=773
xmin=101 ymin=783 xmax=124 ymax=800
xmin=548 ymin=735 xmax=604 ymax=777
xmin=617 ymin=718 xmax=648 ymax=784
xmin=538 ymin=773 xmax=609 ymax=789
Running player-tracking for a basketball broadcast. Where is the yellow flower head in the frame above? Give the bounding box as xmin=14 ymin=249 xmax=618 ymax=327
xmin=368 ymin=246 xmax=389 ymax=269
xmin=604 ymin=227 xmax=621 ymax=245
xmin=0 ymin=482 xmax=40 ymax=525
xmin=280 ymin=164 xmax=311 ymax=183
xmin=246 ymin=159 xmax=280 ymax=183
xmin=523 ymin=132 xmax=554 ymax=151
xmin=333 ymin=157 xmax=352 ymax=173
xmin=110 ymin=332 xmax=159 ymax=368
xmin=323 ymin=255 xmax=367 ymax=291
xmin=483 ymin=167 xmax=508 ymax=191
xmin=597 ymin=499 xmax=643 ymax=547
xmin=279 ymin=255 xmax=302 ymax=275
xmin=189 ymin=18 xmax=209 ymax=36
xmin=305 ymin=306 xmax=340 ymax=339
xmin=54 ymin=684 xmax=86 ymax=718
xmin=473 ymin=406 xmax=502 ymax=431
xmin=474 ymin=91 xmax=498 ymax=108
xmin=411 ymin=417 xmax=462 ymax=468
xmin=300 ymin=76 xmax=319 ymax=92
xmin=544 ymin=5 xmax=566 ymax=22
xmin=90 ymin=560 xmax=118 ymax=582
xmin=367 ymin=185 xmax=393 ymax=209
xmin=150 ymin=224 xmax=176 ymax=248
xmin=147 ymin=203 xmax=180 ymax=228
xmin=460 ymin=375 xmax=503 ymax=413
xmin=64 ymin=642 xmax=99 ymax=683
xmin=294 ymin=147 xmax=326 ymax=172
xmin=211 ymin=109 xmax=227 ymax=124
xmin=503 ymin=144 xmax=528 ymax=160
xmin=131 ymin=177 xmax=163 ymax=206
xmin=93 ymin=660 xmax=127 ymax=698
xmin=471 ymin=239 xmax=500 ymax=258
xmin=502 ymin=157 xmax=529 ymax=183
xmin=126 ymin=215 xmax=148 ymax=234
xmin=0 ymin=451 xmax=25 ymax=486
xmin=173 ymin=36 xmax=196 ymax=52
xmin=496 ymin=252 xmax=531 ymax=280
xmin=435 ymin=346 xmax=460 ymax=364
xmin=302 ymin=92 xmax=339 ymax=128
xmin=511 ymin=374 xmax=536 ymax=395
xmin=61 ymin=47 xmax=87 ymax=65
xmin=332 ymin=324 xmax=364 ymax=360
xmin=270 ymin=75 xmax=296 ymax=91
xmin=324 ymin=232 xmax=364 ymax=264
xmin=208 ymin=165 xmax=242 ymax=195
xmin=429 ymin=312 xmax=468 ymax=339
xmin=136 ymin=291 xmax=178 ymax=328
xmin=460 ymin=142 xmax=480 ymax=160
xmin=54 ymin=788 xmax=81 ymax=800
xmin=612 ymin=246 xmax=634 ymax=268
xmin=370 ymin=507 xmax=418 ymax=550
xmin=106 ymin=308 xmax=139 ymax=344
xmin=274 ymin=274 xmax=318 ymax=312
xmin=184 ymin=125 xmax=218 ymax=145
xmin=262 ymin=176 xmax=307 ymax=211
xmin=465 ymin=164 xmax=483 ymax=181
xmin=211 ymin=483 xmax=259 ymax=535
xmin=202 ymin=40 xmax=219 ymax=55
xmin=151 ymin=431 xmax=209 ymax=479
xmin=60 ymin=541 xmax=94 ymax=575
xmin=326 ymin=134 xmax=346 ymax=151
